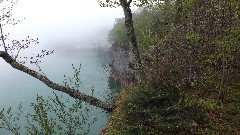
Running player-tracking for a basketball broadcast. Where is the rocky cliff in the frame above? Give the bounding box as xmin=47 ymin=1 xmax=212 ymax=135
xmin=108 ymin=44 xmax=130 ymax=86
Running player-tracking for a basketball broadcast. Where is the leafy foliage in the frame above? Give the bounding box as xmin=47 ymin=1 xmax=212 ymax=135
xmin=0 ymin=65 xmax=97 ymax=135
xmin=25 ymin=93 xmax=96 ymax=135
xmin=106 ymin=0 xmax=240 ymax=134
xmin=108 ymin=18 xmax=128 ymax=48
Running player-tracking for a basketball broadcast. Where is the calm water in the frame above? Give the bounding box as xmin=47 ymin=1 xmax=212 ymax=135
xmin=0 ymin=48 xmax=114 ymax=134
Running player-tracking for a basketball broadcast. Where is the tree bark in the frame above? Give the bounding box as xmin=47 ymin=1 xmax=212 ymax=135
xmin=119 ymin=0 xmax=143 ymax=83
xmin=0 ymin=51 xmax=113 ymax=112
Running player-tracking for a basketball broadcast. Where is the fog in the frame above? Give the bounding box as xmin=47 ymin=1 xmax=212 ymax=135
xmin=0 ymin=0 xmax=127 ymax=72
xmin=3 ymin=0 xmax=124 ymax=49
xmin=0 ymin=2 xmax=124 ymax=132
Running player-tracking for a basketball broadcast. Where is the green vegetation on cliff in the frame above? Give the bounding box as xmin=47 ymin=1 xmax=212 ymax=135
xmin=106 ymin=0 xmax=240 ymax=134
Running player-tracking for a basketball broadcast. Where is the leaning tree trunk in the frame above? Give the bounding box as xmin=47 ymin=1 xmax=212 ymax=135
xmin=0 ymin=51 xmax=113 ymax=112
xmin=119 ymin=0 xmax=143 ymax=83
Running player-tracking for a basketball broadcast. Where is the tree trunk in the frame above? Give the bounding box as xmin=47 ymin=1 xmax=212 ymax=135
xmin=119 ymin=0 xmax=143 ymax=83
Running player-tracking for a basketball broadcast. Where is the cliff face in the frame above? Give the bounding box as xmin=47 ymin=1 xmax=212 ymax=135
xmin=109 ymin=44 xmax=130 ymax=86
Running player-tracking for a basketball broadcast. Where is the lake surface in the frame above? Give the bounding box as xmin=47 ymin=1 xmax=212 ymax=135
xmin=0 ymin=48 xmax=115 ymax=134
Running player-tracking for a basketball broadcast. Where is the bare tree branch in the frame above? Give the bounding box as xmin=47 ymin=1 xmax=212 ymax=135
xmin=0 ymin=23 xmax=7 ymax=53
xmin=0 ymin=51 xmax=113 ymax=112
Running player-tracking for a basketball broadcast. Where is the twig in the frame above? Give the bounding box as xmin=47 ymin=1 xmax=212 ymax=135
xmin=0 ymin=23 xmax=7 ymax=53
xmin=35 ymin=63 xmax=47 ymax=77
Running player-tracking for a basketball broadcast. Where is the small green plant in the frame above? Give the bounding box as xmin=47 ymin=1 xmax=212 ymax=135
xmin=179 ymin=97 xmax=223 ymax=110
xmin=0 ymin=104 xmax=22 ymax=135
xmin=0 ymin=64 xmax=97 ymax=135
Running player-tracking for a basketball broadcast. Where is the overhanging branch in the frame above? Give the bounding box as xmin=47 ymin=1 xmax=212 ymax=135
xmin=0 ymin=51 xmax=113 ymax=112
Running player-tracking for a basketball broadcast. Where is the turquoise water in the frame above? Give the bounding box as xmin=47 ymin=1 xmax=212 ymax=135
xmin=0 ymin=48 xmax=113 ymax=134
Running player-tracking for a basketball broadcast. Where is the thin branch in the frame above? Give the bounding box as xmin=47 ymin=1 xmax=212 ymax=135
xmin=35 ymin=63 xmax=47 ymax=77
xmin=0 ymin=51 xmax=113 ymax=112
xmin=0 ymin=23 xmax=7 ymax=53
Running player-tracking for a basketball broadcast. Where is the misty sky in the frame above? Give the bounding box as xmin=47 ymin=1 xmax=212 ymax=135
xmin=0 ymin=0 xmax=127 ymax=72
xmin=4 ymin=0 xmax=125 ymax=48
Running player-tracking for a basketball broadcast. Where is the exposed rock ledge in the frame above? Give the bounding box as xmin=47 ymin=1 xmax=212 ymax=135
xmin=108 ymin=44 xmax=130 ymax=86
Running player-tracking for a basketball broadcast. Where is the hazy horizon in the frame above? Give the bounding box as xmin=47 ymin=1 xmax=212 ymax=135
xmin=0 ymin=0 xmax=128 ymax=71
xmin=2 ymin=0 xmax=125 ymax=49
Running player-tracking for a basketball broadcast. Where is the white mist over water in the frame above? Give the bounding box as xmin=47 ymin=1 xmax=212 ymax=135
xmin=0 ymin=0 xmax=123 ymax=134
xmin=0 ymin=0 xmax=124 ymax=74
xmin=4 ymin=0 xmax=124 ymax=47
xmin=0 ymin=49 xmax=113 ymax=134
